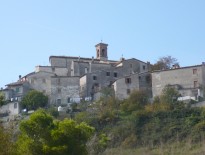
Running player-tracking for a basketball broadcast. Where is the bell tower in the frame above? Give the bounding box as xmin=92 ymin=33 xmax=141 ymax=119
xmin=95 ymin=43 xmax=108 ymax=61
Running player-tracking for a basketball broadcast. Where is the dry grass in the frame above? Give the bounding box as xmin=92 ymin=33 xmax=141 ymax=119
xmin=100 ymin=141 xmax=205 ymax=155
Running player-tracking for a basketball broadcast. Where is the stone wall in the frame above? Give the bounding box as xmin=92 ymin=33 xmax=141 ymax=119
xmin=35 ymin=66 xmax=69 ymax=76
xmin=50 ymin=76 xmax=80 ymax=105
xmin=0 ymin=102 xmax=20 ymax=116
xmin=80 ymin=70 xmax=119 ymax=98
xmin=27 ymin=71 xmax=54 ymax=97
xmin=115 ymin=59 xmax=149 ymax=77
xmin=152 ymin=65 xmax=204 ymax=98
xmin=113 ymin=73 xmax=140 ymax=100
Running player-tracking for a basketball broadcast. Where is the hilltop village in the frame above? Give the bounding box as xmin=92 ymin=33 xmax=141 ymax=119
xmin=1 ymin=42 xmax=205 ymax=116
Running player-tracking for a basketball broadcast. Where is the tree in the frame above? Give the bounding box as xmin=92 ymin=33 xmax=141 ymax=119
xmin=121 ymin=90 xmax=149 ymax=113
xmin=21 ymin=90 xmax=48 ymax=110
xmin=160 ymin=85 xmax=181 ymax=105
xmin=152 ymin=56 xmax=179 ymax=71
xmin=0 ymin=125 xmax=14 ymax=155
xmin=0 ymin=91 xmax=5 ymax=106
xmin=16 ymin=109 xmax=94 ymax=155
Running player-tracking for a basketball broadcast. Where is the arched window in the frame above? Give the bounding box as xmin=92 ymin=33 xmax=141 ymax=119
xmin=102 ymin=49 xmax=105 ymax=56
xmin=97 ymin=49 xmax=100 ymax=57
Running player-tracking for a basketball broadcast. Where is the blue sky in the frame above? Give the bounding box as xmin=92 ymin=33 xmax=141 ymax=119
xmin=1 ymin=0 xmax=205 ymax=88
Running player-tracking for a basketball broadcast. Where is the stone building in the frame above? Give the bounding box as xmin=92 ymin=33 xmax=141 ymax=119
xmin=1 ymin=76 xmax=31 ymax=116
xmin=152 ymin=64 xmax=205 ymax=101
xmin=80 ymin=58 xmax=150 ymax=100
xmin=112 ymin=72 xmax=152 ymax=100
xmin=2 ymin=42 xmax=205 ymax=116
xmin=2 ymin=42 xmax=150 ymax=111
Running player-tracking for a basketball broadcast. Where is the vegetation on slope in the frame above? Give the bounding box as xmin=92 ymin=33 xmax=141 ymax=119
xmin=74 ymin=87 xmax=205 ymax=154
xmin=1 ymin=86 xmax=205 ymax=155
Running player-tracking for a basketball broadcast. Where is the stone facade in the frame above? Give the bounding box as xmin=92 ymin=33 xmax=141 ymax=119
xmin=4 ymin=80 xmax=30 ymax=102
xmin=79 ymin=58 xmax=150 ymax=99
xmin=50 ymin=76 xmax=80 ymax=105
xmin=112 ymin=72 xmax=152 ymax=100
xmin=26 ymin=71 xmax=55 ymax=97
xmin=152 ymin=64 xmax=205 ymax=100
xmin=0 ymin=102 xmax=20 ymax=116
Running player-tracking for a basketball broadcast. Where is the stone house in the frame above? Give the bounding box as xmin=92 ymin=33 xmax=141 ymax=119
xmin=1 ymin=78 xmax=31 ymax=116
xmin=0 ymin=102 xmax=20 ymax=116
xmin=4 ymin=79 xmax=30 ymax=102
xmin=152 ymin=64 xmax=205 ymax=101
xmin=112 ymin=72 xmax=152 ymax=100
xmin=79 ymin=58 xmax=150 ymax=100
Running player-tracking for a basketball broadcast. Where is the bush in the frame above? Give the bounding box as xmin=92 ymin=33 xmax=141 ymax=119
xmin=21 ymin=90 xmax=48 ymax=110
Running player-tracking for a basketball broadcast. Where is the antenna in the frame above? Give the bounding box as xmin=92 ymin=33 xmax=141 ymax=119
xmin=101 ymin=37 xmax=103 ymax=43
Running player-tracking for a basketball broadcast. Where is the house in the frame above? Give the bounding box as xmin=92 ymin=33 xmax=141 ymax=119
xmin=152 ymin=64 xmax=205 ymax=101
xmin=112 ymin=72 xmax=152 ymax=100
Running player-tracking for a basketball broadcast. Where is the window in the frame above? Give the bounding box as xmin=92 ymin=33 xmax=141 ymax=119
xmin=102 ymin=49 xmax=105 ymax=56
xmin=57 ymin=99 xmax=61 ymax=105
xmin=127 ymin=89 xmax=131 ymax=94
xmin=139 ymin=76 xmax=141 ymax=80
xmin=193 ymin=69 xmax=197 ymax=74
xmin=194 ymin=81 xmax=198 ymax=88
xmin=16 ymin=87 xmax=20 ymax=93
xmin=14 ymin=103 xmax=17 ymax=109
xmin=93 ymin=76 xmax=97 ymax=80
xmin=58 ymin=88 xmax=61 ymax=93
xmin=97 ymin=50 xmax=99 ymax=57
xmin=106 ymin=72 xmax=110 ymax=76
xmin=143 ymin=65 xmax=146 ymax=70
xmin=125 ymin=78 xmax=131 ymax=84
xmin=42 ymin=78 xmax=46 ymax=83
xmin=114 ymin=72 xmax=118 ymax=77
xmin=130 ymin=64 xmax=133 ymax=68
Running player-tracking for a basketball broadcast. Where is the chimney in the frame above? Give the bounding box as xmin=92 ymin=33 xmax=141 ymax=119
xmin=120 ymin=55 xmax=125 ymax=61
xmin=146 ymin=61 xmax=151 ymax=71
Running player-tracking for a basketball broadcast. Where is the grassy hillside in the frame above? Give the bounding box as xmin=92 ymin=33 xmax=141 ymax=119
xmin=74 ymin=87 xmax=205 ymax=155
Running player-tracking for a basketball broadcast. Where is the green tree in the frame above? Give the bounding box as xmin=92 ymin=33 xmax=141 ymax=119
xmin=21 ymin=90 xmax=48 ymax=110
xmin=16 ymin=109 xmax=94 ymax=155
xmin=47 ymin=107 xmax=59 ymax=118
xmin=151 ymin=56 xmax=179 ymax=71
xmin=0 ymin=125 xmax=15 ymax=155
xmin=0 ymin=92 xmax=5 ymax=106
xmin=160 ymin=85 xmax=180 ymax=105
xmin=121 ymin=90 xmax=149 ymax=113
